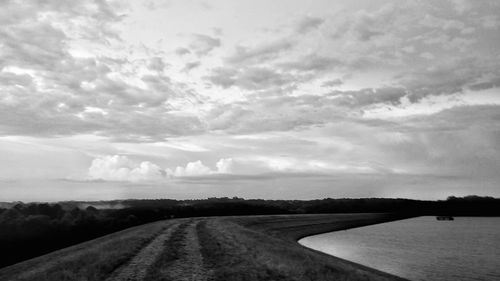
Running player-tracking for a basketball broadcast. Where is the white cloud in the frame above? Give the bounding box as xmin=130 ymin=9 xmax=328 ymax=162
xmin=168 ymin=158 xmax=234 ymax=177
xmin=170 ymin=160 xmax=213 ymax=177
xmin=88 ymin=155 xmax=165 ymax=182
xmin=216 ymin=158 xmax=234 ymax=173
xmin=88 ymin=155 xmax=234 ymax=181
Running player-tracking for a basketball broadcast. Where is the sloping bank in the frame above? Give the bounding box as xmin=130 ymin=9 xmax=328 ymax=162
xmin=206 ymin=213 xmax=412 ymax=281
xmin=0 ymin=213 xmax=411 ymax=281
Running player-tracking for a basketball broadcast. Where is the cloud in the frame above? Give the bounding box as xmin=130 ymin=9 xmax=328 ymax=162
xmin=88 ymin=155 xmax=165 ymax=182
xmin=170 ymin=160 xmax=212 ymax=177
xmin=174 ymin=47 xmax=191 ymax=56
xmin=216 ymin=158 xmax=234 ymax=173
xmin=332 ymin=87 xmax=407 ymax=108
xmin=205 ymin=86 xmax=409 ymax=134
xmin=203 ymin=2 xmax=498 ymax=103
xmin=206 ymin=66 xmax=296 ymax=90
xmin=295 ymin=16 xmax=324 ymax=33
xmin=321 ymin=79 xmax=343 ymax=88
xmin=278 ymin=54 xmax=340 ymax=72
xmin=2 ymin=0 xmax=500 ymax=144
xmin=183 ymin=61 xmax=201 ymax=72
xmin=189 ymin=34 xmax=221 ymax=56
xmin=0 ymin=0 xmax=206 ymax=141
xmin=88 ymin=155 xmax=234 ymax=181
xmin=396 ymin=57 xmax=500 ymax=102
xmin=226 ymin=39 xmax=294 ymax=65
xmin=148 ymin=57 xmax=167 ymax=72
xmin=168 ymin=158 xmax=234 ymax=177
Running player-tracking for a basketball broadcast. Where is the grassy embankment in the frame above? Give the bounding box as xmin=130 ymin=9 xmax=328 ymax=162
xmin=196 ymin=213 xmax=410 ymax=281
xmin=0 ymin=213 xmax=411 ymax=281
xmin=0 ymin=220 xmax=175 ymax=281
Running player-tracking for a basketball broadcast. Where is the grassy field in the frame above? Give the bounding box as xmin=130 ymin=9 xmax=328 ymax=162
xmin=0 ymin=213 xmax=411 ymax=281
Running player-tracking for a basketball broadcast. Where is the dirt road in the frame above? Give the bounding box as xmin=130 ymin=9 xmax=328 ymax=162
xmin=106 ymin=219 xmax=210 ymax=281
xmin=106 ymin=224 xmax=179 ymax=281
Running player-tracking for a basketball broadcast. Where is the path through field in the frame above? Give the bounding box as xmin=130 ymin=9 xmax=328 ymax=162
xmin=106 ymin=224 xmax=179 ymax=281
xmin=161 ymin=220 xmax=210 ymax=281
xmin=107 ymin=219 xmax=210 ymax=281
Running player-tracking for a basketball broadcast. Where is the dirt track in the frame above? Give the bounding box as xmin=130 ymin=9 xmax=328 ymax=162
xmin=106 ymin=224 xmax=178 ymax=281
xmin=160 ymin=220 xmax=210 ymax=281
xmin=106 ymin=219 xmax=210 ymax=281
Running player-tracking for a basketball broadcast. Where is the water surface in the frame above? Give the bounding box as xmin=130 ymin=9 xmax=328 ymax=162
xmin=299 ymin=217 xmax=500 ymax=281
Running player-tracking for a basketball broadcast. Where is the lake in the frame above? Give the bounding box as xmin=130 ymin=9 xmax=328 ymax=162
xmin=299 ymin=216 xmax=500 ymax=281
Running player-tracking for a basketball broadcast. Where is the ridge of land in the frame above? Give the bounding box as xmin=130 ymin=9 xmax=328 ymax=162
xmin=0 ymin=213 xmax=411 ymax=281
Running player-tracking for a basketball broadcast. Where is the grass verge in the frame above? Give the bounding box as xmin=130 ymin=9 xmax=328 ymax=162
xmin=0 ymin=220 xmax=173 ymax=281
xmin=197 ymin=213 xmax=410 ymax=281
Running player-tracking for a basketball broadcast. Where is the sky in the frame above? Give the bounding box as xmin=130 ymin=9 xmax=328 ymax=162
xmin=1 ymin=0 xmax=500 ymax=202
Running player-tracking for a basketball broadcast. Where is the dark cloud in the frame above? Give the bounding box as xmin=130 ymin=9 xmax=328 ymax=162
xmin=212 ymin=27 xmax=223 ymax=36
xmin=204 ymin=38 xmax=301 ymax=92
xmin=295 ymin=16 xmax=324 ymax=34
xmin=396 ymin=57 xmax=500 ymax=102
xmin=206 ymin=94 xmax=343 ymax=133
xmin=148 ymin=57 xmax=167 ymax=72
xmin=174 ymin=47 xmax=191 ymax=56
xmin=189 ymin=34 xmax=221 ymax=56
xmin=332 ymin=87 xmax=407 ymax=108
xmin=226 ymin=39 xmax=294 ymax=64
xmin=468 ymin=77 xmax=500 ymax=91
xmin=278 ymin=54 xmax=340 ymax=72
xmin=329 ymin=3 xmax=401 ymax=42
xmin=321 ymin=79 xmax=343 ymax=88
xmin=0 ymin=21 xmax=68 ymax=70
xmin=204 ymin=67 xmax=238 ymax=88
xmin=0 ymin=72 xmax=34 ymax=88
xmin=406 ymin=105 xmax=500 ymax=133
xmin=205 ymin=86 xmax=410 ymax=134
xmin=206 ymin=66 xmax=296 ymax=90
xmin=183 ymin=61 xmax=201 ymax=72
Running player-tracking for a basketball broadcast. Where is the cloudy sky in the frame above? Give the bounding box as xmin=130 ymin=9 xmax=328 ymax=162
xmin=1 ymin=0 xmax=500 ymax=202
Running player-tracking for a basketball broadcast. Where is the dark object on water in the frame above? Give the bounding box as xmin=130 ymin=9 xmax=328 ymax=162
xmin=436 ymin=216 xmax=454 ymax=221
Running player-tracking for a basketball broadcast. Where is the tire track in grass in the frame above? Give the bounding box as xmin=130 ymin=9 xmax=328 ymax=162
xmin=2 ymin=222 xmax=168 ymax=281
xmin=106 ymin=222 xmax=179 ymax=281
xmin=144 ymin=219 xmax=211 ymax=281
xmin=164 ymin=219 xmax=210 ymax=281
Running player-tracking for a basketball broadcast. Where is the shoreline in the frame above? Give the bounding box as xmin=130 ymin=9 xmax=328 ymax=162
xmin=229 ymin=213 xmax=414 ymax=280
xmin=294 ymin=215 xmax=415 ymax=280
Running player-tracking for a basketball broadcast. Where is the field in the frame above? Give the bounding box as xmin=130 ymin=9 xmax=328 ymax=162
xmin=0 ymin=213 xmax=411 ymax=281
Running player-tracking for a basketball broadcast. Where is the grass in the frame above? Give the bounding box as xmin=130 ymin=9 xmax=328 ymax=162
xmin=231 ymin=213 xmax=409 ymax=240
xmin=0 ymin=220 xmax=173 ymax=281
xmin=196 ymin=213 xmax=410 ymax=281
xmin=0 ymin=213 xmax=411 ymax=281
xmin=143 ymin=219 xmax=191 ymax=281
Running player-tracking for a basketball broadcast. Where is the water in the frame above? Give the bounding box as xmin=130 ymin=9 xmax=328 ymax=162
xmin=299 ymin=217 xmax=500 ymax=281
